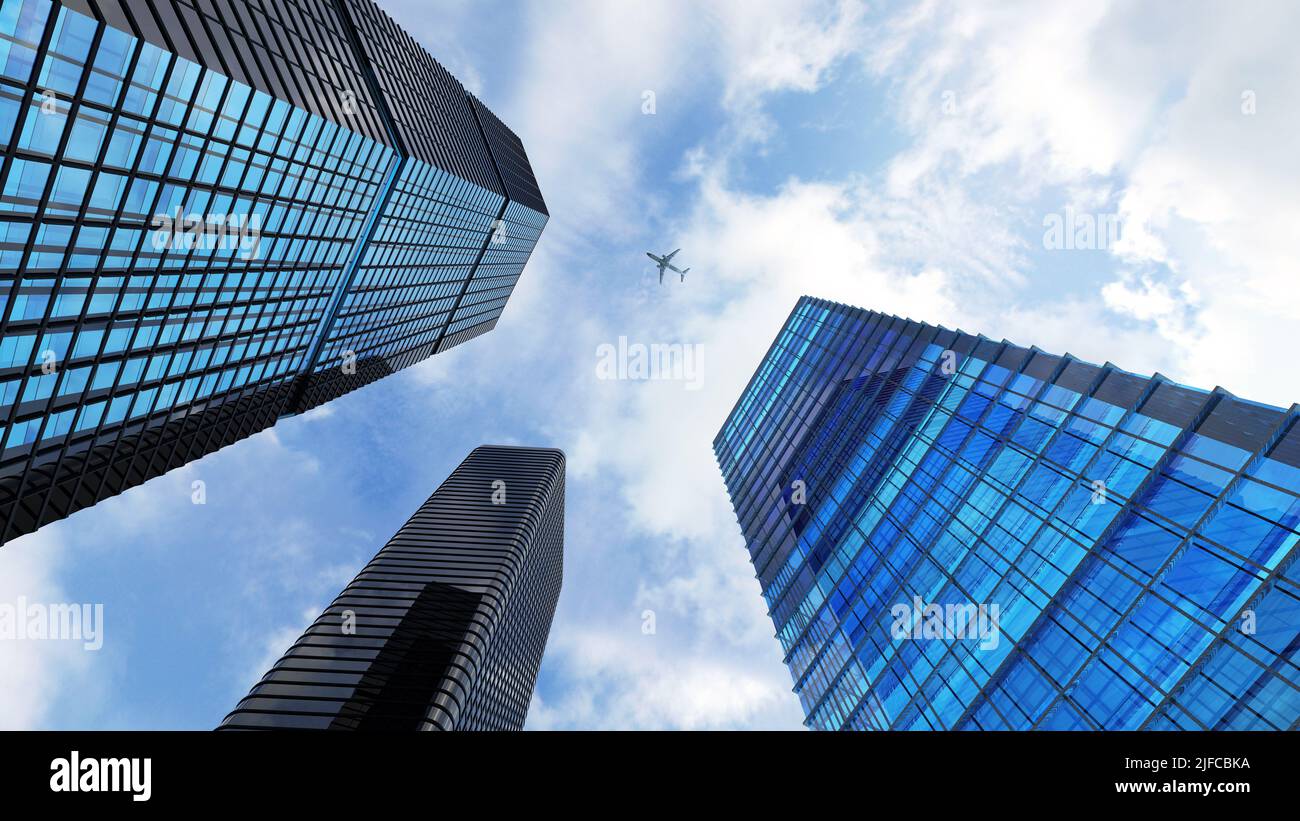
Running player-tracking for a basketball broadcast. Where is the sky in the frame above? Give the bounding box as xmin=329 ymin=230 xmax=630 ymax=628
xmin=2 ymin=0 xmax=1299 ymax=730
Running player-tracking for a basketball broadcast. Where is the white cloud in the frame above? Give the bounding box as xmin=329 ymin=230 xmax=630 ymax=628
xmin=525 ymin=0 xmax=1300 ymax=729
xmin=0 ymin=529 xmax=102 ymax=729
xmin=528 ymin=626 xmax=802 ymax=730
xmin=460 ymin=0 xmax=888 ymax=729
xmin=710 ymin=0 xmax=869 ymax=144
xmin=866 ymin=0 xmax=1300 ymax=407
xmin=0 ymin=416 xmax=370 ymax=727
xmin=591 ymin=171 xmax=959 ymax=542
xmin=1102 ymin=275 xmax=1193 ymax=323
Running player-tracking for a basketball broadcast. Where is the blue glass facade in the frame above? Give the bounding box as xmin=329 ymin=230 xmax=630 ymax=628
xmin=0 ymin=0 xmax=547 ymax=541
xmin=715 ymin=296 xmax=1300 ymax=730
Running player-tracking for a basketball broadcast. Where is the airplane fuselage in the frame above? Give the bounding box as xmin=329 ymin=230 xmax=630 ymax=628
xmin=646 ymin=249 xmax=686 ymax=284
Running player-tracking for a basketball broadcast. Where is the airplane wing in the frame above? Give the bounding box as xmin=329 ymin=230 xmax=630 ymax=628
xmin=667 ymin=263 xmax=685 ymax=274
xmin=665 ymin=249 xmax=680 ymax=261
xmin=646 ymin=252 xmax=662 ymax=263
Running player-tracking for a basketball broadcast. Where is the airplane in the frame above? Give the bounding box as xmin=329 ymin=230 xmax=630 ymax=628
xmin=646 ymin=248 xmax=691 ymax=283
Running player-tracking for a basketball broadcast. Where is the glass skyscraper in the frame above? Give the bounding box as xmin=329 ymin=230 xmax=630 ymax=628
xmin=715 ymin=296 xmax=1300 ymax=730
xmin=220 ymin=445 xmax=564 ymax=731
xmin=0 ymin=0 xmax=547 ymax=542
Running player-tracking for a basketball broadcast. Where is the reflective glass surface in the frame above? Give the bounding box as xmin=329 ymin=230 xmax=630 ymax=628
xmin=0 ymin=0 xmax=548 ymax=541
xmin=715 ymin=297 xmax=1300 ymax=730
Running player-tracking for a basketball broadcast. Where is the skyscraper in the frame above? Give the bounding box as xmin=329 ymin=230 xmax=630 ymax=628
xmin=715 ymin=296 xmax=1300 ymax=730
xmin=0 ymin=0 xmax=547 ymax=542
xmin=220 ymin=445 xmax=564 ymax=731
